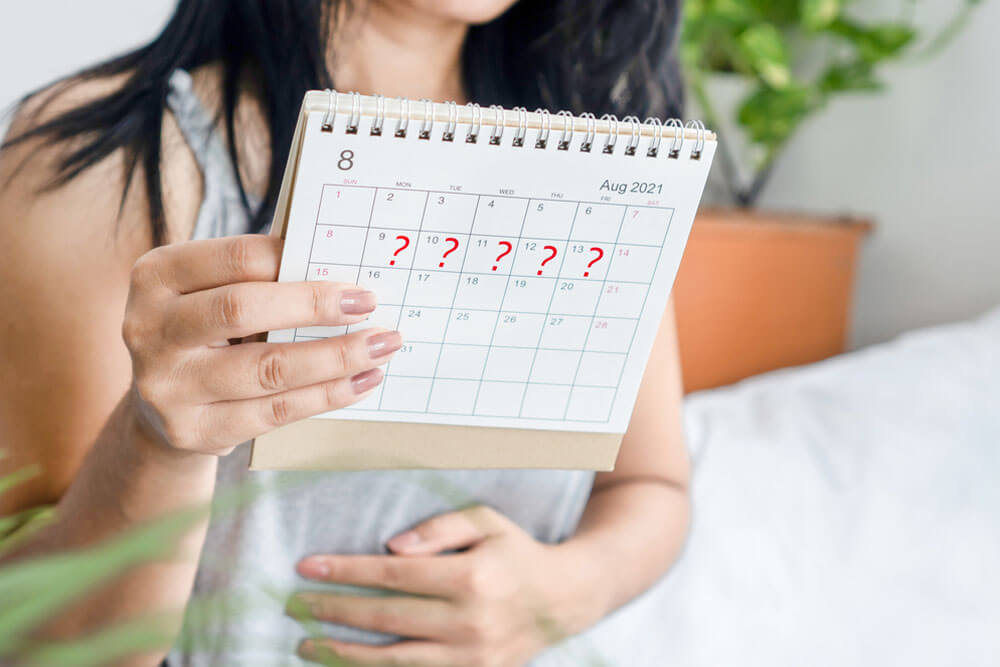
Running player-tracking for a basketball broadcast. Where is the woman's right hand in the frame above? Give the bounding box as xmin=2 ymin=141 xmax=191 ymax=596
xmin=121 ymin=234 xmax=400 ymax=457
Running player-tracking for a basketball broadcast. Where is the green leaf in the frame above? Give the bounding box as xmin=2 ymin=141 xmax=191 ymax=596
xmin=708 ymin=0 xmax=758 ymax=23
xmin=0 ymin=464 xmax=39 ymax=496
xmin=819 ymin=62 xmax=883 ymax=93
xmin=0 ymin=505 xmax=208 ymax=655
xmin=862 ymin=24 xmax=916 ymax=60
xmin=746 ymin=0 xmax=800 ymax=24
xmin=830 ymin=19 xmax=916 ymax=62
xmin=738 ymin=24 xmax=792 ymax=88
xmin=17 ymin=613 xmax=178 ymax=667
xmin=801 ymin=0 xmax=841 ymax=30
xmin=0 ymin=505 xmax=54 ymax=556
xmin=737 ymin=84 xmax=819 ymax=151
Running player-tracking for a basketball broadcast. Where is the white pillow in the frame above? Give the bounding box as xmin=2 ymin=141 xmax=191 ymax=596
xmin=540 ymin=307 xmax=1000 ymax=667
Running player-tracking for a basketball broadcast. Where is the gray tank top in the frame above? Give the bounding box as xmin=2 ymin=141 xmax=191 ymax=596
xmin=164 ymin=70 xmax=595 ymax=666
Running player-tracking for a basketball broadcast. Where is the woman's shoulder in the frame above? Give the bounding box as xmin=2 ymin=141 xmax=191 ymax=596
xmin=0 ymin=73 xmax=207 ymax=510
xmin=0 ymin=72 xmax=204 ymax=249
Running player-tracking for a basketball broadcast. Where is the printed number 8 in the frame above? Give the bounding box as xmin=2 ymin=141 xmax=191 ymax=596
xmin=338 ymin=149 xmax=354 ymax=171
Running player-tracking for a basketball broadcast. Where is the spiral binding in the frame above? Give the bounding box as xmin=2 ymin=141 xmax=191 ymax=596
xmin=418 ymin=98 xmax=434 ymax=140
xmin=534 ymin=109 xmax=551 ymax=149
xmin=318 ymin=90 xmax=709 ymax=159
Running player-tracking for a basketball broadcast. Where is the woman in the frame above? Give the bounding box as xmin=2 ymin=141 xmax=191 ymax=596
xmin=0 ymin=0 xmax=690 ymax=665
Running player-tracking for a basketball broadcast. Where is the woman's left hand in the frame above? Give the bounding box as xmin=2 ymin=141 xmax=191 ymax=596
xmin=289 ymin=506 xmax=599 ymax=667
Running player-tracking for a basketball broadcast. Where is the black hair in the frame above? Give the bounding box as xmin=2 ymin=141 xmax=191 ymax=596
xmin=3 ymin=0 xmax=684 ymax=246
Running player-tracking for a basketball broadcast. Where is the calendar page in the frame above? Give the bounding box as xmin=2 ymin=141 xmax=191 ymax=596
xmin=268 ymin=110 xmax=715 ymax=436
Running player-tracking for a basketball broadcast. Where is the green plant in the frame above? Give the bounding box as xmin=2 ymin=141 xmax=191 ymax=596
xmin=0 ymin=468 xmax=203 ymax=666
xmin=0 ymin=454 xmax=271 ymax=665
xmin=1 ymin=461 xmax=611 ymax=666
xmin=681 ymin=0 xmax=981 ymax=206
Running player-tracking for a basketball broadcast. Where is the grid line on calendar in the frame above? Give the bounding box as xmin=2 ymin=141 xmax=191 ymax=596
xmin=562 ymin=204 xmax=628 ymax=421
xmin=470 ymin=196 xmax=531 ymax=415
xmin=296 ymin=183 xmax=671 ymax=423
xmin=517 ymin=202 xmax=579 ymax=418
xmin=306 ymin=260 xmax=655 ymax=285
xmin=294 ymin=337 xmax=632 ymax=355
xmin=605 ymin=208 xmax=676 ymax=412
xmin=425 ymin=194 xmax=480 ymax=412
xmin=378 ymin=190 xmax=430 ymax=409
xmin=294 ymin=305 xmax=642 ymax=323
xmin=314 ymin=223 xmax=666 ymax=250
xmin=301 ymin=184 xmax=328 ymax=282
xmin=315 ymin=183 xmax=675 ymax=210
xmin=352 ymin=188 xmax=378 ymax=286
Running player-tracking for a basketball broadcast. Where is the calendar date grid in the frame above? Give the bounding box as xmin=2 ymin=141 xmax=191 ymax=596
xmin=310 ymin=260 xmax=655 ymax=286
xmin=298 ymin=184 xmax=673 ymax=423
xmin=314 ymin=223 xmax=666 ymax=249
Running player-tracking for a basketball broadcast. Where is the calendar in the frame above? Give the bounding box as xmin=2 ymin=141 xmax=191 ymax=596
xmin=250 ymin=93 xmax=716 ymax=470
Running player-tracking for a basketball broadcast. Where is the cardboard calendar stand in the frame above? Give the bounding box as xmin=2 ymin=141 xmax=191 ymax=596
xmin=249 ymin=93 xmax=715 ymax=471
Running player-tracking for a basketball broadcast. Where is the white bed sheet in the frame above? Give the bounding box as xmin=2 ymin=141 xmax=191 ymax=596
xmin=540 ymin=306 xmax=1000 ymax=666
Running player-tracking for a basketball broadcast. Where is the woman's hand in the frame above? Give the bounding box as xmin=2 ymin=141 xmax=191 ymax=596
xmin=122 ymin=234 xmax=401 ymax=457
xmin=290 ymin=506 xmax=602 ymax=667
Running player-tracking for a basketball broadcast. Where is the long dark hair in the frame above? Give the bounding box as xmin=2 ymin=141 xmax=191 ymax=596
xmin=3 ymin=0 xmax=684 ymax=246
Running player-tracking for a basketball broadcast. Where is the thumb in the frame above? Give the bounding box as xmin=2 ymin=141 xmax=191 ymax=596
xmin=386 ymin=506 xmax=508 ymax=555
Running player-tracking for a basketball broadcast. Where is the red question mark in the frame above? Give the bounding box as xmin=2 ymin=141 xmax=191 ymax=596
xmin=538 ymin=245 xmax=558 ymax=275
xmin=390 ymin=235 xmax=410 ymax=265
xmin=439 ymin=237 xmax=460 ymax=267
xmin=493 ymin=241 xmax=513 ymax=271
xmin=584 ymin=247 xmax=604 ymax=277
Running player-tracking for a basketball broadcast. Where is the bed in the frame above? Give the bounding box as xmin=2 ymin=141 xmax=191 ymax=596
xmin=538 ymin=306 xmax=1000 ymax=666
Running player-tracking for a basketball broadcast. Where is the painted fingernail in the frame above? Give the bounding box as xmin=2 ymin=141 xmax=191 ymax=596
xmin=340 ymin=289 xmax=376 ymax=315
xmin=367 ymin=331 xmax=403 ymax=359
xmin=297 ymin=557 xmax=330 ymax=578
xmin=387 ymin=530 xmax=421 ymax=551
xmin=351 ymin=368 xmax=384 ymax=394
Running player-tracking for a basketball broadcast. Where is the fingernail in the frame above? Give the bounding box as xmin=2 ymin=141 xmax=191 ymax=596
xmin=387 ymin=530 xmax=421 ymax=551
xmin=340 ymin=289 xmax=376 ymax=315
xmin=351 ymin=368 xmax=384 ymax=394
xmin=297 ymin=557 xmax=330 ymax=579
xmin=367 ymin=331 xmax=403 ymax=359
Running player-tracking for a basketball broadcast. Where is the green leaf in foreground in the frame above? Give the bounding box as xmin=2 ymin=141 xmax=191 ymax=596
xmin=0 ymin=505 xmax=208 ymax=656
xmin=16 ymin=613 xmax=178 ymax=667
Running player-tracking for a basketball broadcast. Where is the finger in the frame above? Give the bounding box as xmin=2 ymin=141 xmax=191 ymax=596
xmin=200 ymin=367 xmax=385 ymax=445
xmin=287 ymin=593 xmax=453 ymax=640
xmin=387 ymin=506 xmax=511 ymax=556
xmin=190 ymin=330 xmax=401 ymax=401
xmin=166 ymin=280 xmax=377 ymax=345
xmin=143 ymin=235 xmax=283 ymax=294
xmin=296 ymin=554 xmax=464 ymax=598
xmin=298 ymin=638 xmax=456 ymax=667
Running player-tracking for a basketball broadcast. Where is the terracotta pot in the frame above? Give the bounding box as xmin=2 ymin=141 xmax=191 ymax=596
xmin=672 ymin=207 xmax=872 ymax=393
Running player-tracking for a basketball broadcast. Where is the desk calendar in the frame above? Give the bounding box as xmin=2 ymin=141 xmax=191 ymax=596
xmin=250 ymin=92 xmax=716 ymax=470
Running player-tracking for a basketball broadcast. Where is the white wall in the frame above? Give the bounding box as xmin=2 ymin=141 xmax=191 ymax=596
xmin=2 ymin=0 xmax=997 ymax=348
xmin=755 ymin=1 xmax=1000 ymax=348
xmin=0 ymin=1 xmax=174 ymax=114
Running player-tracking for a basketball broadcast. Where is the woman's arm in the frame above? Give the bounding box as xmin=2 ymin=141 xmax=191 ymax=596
xmin=0 ymin=87 xmax=220 ymax=652
xmin=0 ymin=85 xmax=401 ymax=665
xmin=553 ymin=300 xmax=691 ymax=630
